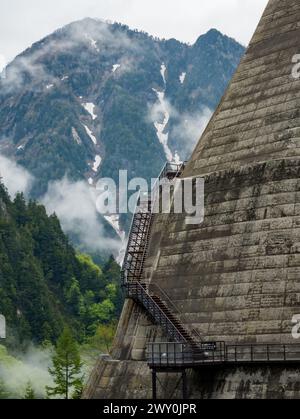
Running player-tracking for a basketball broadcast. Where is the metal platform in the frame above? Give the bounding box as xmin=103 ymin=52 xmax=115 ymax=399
xmin=147 ymin=341 xmax=300 ymax=369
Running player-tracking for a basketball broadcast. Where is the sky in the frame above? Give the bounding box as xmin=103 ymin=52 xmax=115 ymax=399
xmin=0 ymin=0 xmax=269 ymax=71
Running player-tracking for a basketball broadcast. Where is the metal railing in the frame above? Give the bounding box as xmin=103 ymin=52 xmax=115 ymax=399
xmin=151 ymin=162 xmax=186 ymax=206
xmin=147 ymin=342 xmax=226 ymax=368
xmin=147 ymin=342 xmax=300 ymax=368
xmin=226 ymin=343 xmax=300 ymax=363
xmin=121 ymin=161 xmax=186 ymax=286
xmin=121 ymin=161 xmax=200 ymax=346
xmin=149 ymin=283 xmax=203 ymax=343
xmin=148 ymin=283 xmax=183 ymax=320
xmin=126 ymin=282 xmax=188 ymax=342
xmin=157 ymin=162 xmax=186 ymax=182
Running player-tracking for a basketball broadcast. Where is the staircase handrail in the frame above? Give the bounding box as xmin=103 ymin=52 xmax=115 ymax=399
xmin=122 ymin=161 xmax=186 ymax=279
xmin=121 ymin=192 xmax=141 ymax=272
xmin=149 ymin=283 xmax=203 ymax=342
xmin=149 ymin=283 xmax=183 ymax=320
xmin=127 ymin=281 xmax=188 ymax=343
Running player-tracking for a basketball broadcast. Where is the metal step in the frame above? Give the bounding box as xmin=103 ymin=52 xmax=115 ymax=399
xmin=122 ymin=162 xmax=200 ymax=345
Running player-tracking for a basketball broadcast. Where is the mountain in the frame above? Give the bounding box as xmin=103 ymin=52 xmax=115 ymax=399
xmin=0 ymin=183 xmax=121 ymax=345
xmin=0 ymin=20 xmax=244 ymax=189
xmin=0 ymin=19 xmax=244 ymax=245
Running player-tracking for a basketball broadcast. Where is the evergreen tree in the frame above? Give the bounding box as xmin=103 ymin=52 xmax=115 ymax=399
xmin=0 ymin=182 xmax=123 ymax=345
xmin=46 ymin=327 xmax=83 ymax=399
xmin=72 ymin=382 xmax=84 ymax=400
xmin=0 ymin=379 xmax=9 ymax=399
xmin=24 ymin=382 xmax=36 ymax=399
xmin=103 ymin=256 xmax=123 ymax=316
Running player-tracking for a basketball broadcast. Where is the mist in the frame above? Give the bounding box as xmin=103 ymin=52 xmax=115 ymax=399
xmin=2 ymin=18 xmax=141 ymax=93
xmin=171 ymin=107 xmax=212 ymax=158
xmin=148 ymin=94 xmax=212 ymax=162
xmin=0 ymin=154 xmax=121 ymax=256
xmin=0 ymin=344 xmax=53 ymax=399
xmin=0 ymin=154 xmax=33 ymax=197
xmin=41 ymin=177 xmax=120 ymax=255
xmin=0 ymin=54 xmax=6 ymax=72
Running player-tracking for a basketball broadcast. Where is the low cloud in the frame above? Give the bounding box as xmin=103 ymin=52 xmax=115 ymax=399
xmin=0 ymin=154 xmax=121 ymax=256
xmin=0 ymin=154 xmax=33 ymax=197
xmin=2 ymin=19 xmax=140 ymax=93
xmin=0 ymin=54 xmax=6 ymax=73
xmin=68 ymin=18 xmax=139 ymax=54
xmin=41 ymin=177 xmax=120 ymax=255
xmin=148 ymin=94 xmax=171 ymax=126
xmin=148 ymin=93 xmax=212 ymax=161
xmin=170 ymin=107 xmax=212 ymax=158
xmin=0 ymin=344 xmax=53 ymax=399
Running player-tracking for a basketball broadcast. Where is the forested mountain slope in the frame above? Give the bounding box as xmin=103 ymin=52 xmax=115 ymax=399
xmin=0 ymin=183 xmax=121 ymax=345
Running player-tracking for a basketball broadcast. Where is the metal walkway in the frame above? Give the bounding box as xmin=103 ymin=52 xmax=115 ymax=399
xmin=147 ymin=341 xmax=300 ymax=369
xmin=147 ymin=341 xmax=300 ymax=399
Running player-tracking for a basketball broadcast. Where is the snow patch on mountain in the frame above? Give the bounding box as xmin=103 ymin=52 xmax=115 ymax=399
xmin=46 ymin=84 xmax=54 ymax=89
xmin=152 ymin=88 xmax=172 ymax=162
xmin=92 ymin=155 xmax=102 ymax=172
xmin=85 ymin=33 xmax=100 ymax=52
xmin=83 ymin=102 xmax=97 ymax=120
xmin=112 ymin=64 xmax=121 ymax=73
xmin=88 ymin=177 xmax=94 ymax=185
xmin=151 ymin=65 xmax=184 ymax=163
xmin=84 ymin=125 xmax=97 ymax=145
xmin=160 ymin=63 xmax=166 ymax=85
xmin=104 ymin=215 xmax=122 ymax=237
xmin=174 ymin=151 xmax=182 ymax=164
xmin=72 ymin=127 xmax=82 ymax=145
xmin=104 ymin=214 xmax=126 ymax=265
xmin=179 ymin=72 xmax=186 ymax=84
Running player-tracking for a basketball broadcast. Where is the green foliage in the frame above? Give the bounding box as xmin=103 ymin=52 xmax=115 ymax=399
xmin=0 ymin=380 xmax=9 ymax=400
xmin=74 ymin=254 xmax=122 ymax=336
xmin=24 ymin=382 xmax=36 ymax=399
xmin=0 ymin=344 xmax=41 ymax=399
xmin=72 ymin=382 xmax=84 ymax=400
xmin=75 ymin=253 xmax=102 ymax=293
xmin=88 ymin=322 xmax=117 ymax=354
xmin=0 ymin=184 xmax=122 ymax=345
xmin=46 ymin=327 xmax=83 ymax=399
xmin=0 ymin=184 xmax=122 ymax=399
xmin=105 ymin=257 xmax=123 ymax=314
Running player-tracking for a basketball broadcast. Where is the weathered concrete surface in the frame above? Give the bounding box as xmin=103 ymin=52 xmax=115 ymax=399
xmin=84 ymin=359 xmax=300 ymax=399
xmin=185 ymin=0 xmax=300 ymax=177
xmin=146 ymin=159 xmax=300 ymax=345
xmin=85 ymin=0 xmax=300 ymax=399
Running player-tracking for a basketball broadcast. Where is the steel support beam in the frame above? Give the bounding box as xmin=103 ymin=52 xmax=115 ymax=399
xmin=152 ymin=369 xmax=157 ymax=400
xmin=182 ymin=370 xmax=188 ymax=400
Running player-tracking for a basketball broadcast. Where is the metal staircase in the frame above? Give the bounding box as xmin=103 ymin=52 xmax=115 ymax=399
xmin=121 ymin=162 xmax=199 ymax=348
xmin=121 ymin=196 xmax=153 ymax=285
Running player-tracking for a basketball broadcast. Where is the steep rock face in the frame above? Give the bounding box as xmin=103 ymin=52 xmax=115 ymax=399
xmin=85 ymin=0 xmax=300 ymax=399
xmin=0 ymin=19 xmax=244 ymax=197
